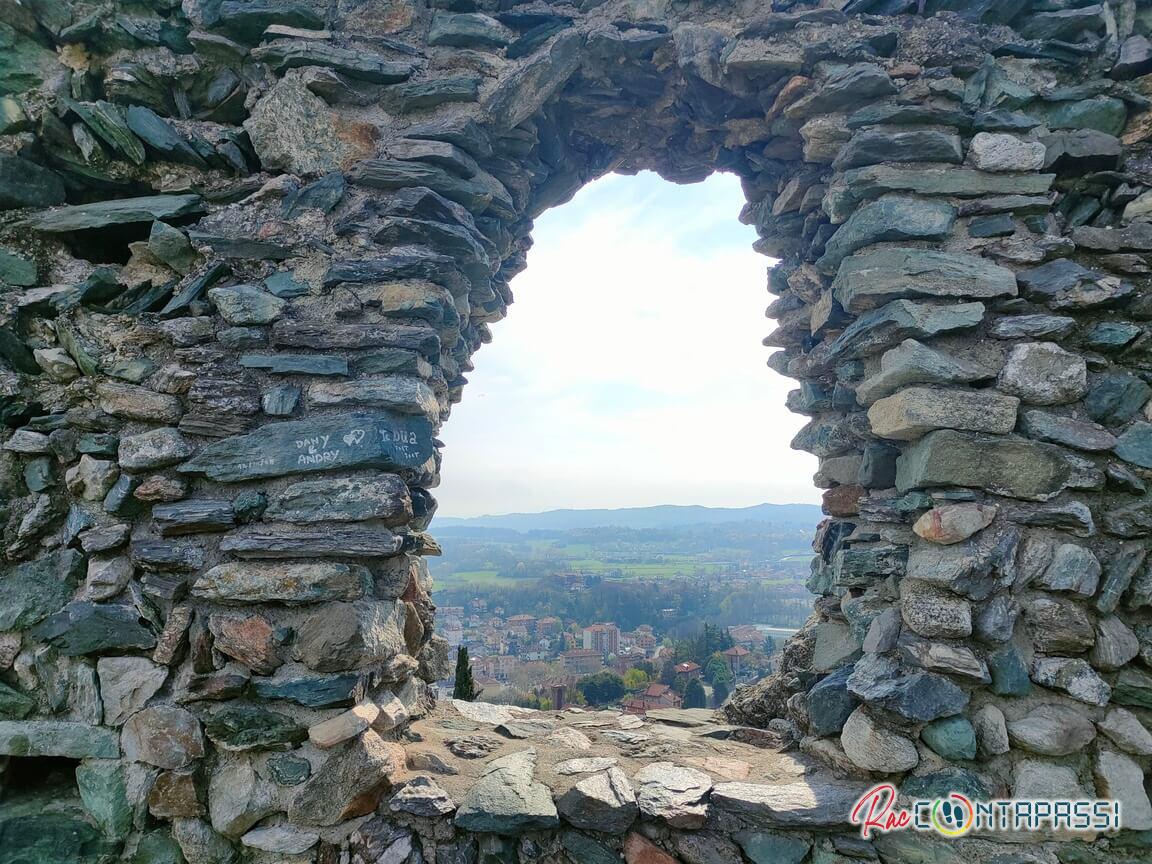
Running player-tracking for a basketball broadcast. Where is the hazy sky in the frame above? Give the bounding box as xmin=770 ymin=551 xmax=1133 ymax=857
xmin=434 ymin=171 xmax=819 ymax=517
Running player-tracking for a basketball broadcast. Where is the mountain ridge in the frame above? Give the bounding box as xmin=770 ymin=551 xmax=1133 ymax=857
xmin=431 ymin=502 xmax=823 ymax=531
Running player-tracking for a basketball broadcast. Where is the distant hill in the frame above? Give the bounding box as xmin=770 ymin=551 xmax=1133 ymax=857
xmin=432 ymin=503 xmax=823 ymax=532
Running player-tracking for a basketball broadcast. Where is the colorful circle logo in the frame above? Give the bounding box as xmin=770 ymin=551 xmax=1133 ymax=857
xmin=930 ymin=793 xmax=975 ymax=837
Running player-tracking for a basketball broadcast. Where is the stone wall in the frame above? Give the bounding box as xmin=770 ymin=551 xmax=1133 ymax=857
xmin=1 ymin=0 xmax=1152 ymax=862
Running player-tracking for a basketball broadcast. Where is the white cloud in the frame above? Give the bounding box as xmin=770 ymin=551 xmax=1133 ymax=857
xmin=434 ymin=171 xmax=820 ymax=516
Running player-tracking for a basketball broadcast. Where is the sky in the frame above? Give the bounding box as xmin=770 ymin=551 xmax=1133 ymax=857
xmin=434 ymin=170 xmax=819 ymax=517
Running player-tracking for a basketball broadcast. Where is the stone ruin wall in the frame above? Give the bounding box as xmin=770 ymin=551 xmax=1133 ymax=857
xmin=2 ymin=0 xmax=1152 ymax=862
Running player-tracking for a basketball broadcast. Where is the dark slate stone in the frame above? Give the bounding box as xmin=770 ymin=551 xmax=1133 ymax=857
xmin=0 ymin=549 xmax=84 ymax=631
xmin=807 ymin=666 xmax=859 ymax=737
xmin=262 ymin=385 xmax=300 ymax=416
xmin=847 ymin=655 xmax=969 ymax=722
xmin=859 ymin=442 xmax=899 ymax=487
xmin=784 ymin=63 xmax=896 ymax=118
xmin=1017 ymin=259 xmax=1134 ymax=309
xmin=1085 ymin=372 xmax=1152 ymax=425
xmin=272 ymin=321 xmax=440 ymax=358
xmin=1097 ymin=543 xmax=1146 ymax=614
xmin=826 ymin=300 xmax=984 ymax=361
xmin=1020 ymin=410 xmax=1116 ymax=451
xmin=1103 ymin=496 xmax=1152 ymax=538
xmin=403 ymin=116 xmax=492 ymax=158
xmin=989 ymin=314 xmax=1076 ymax=339
xmin=267 ymin=753 xmax=312 ymax=785
xmin=428 ymin=12 xmax=512 ymax=49
xmin=252 ymin=673 xmax=361 ymax=708
xmin=159 ymin=260 xmax=229 ymax=318
xmin=207 ymin=1 xmax=324 ymax=42
xmin=833 ymin=129 xmax=963 ymax=170
xmin=395 ymin=76 xmax=482 ymax=111
xmin=153 ymin=500 xmax=237 ymax=536
xmin=325 ymin=251 xmax=466 ymax=295
xmin=32 ymin=602 xmax=156 ymax=655
xmin=203 ymin=703 xmax=307 ymax=752
xmin=124 ymin=106 xmax=209 ymax=168
xmin=846 ymin=101 xmax=970 ymax=129
xmin=27 ymin=195 xmax=204 ymax=232
xmin=187 ymin=231 xmax=292 ymax=261
xmin=1042 ymin=129 xmax=1123 ymax=173
xmin=988 ymin=646 xmax=1031 ymax=696
xmin=968 ymin=214 xmax=1015 ymax=238
xmin=264 ymin=271 xmax=310 ymax=298
xmin=507 ymin=19 xmax=573 ymax=59
xmin=349 ymin=159 xmax=493 ymax=212
xmin=251 ymin=41 xmax=413 ymax=83
xmin=0 ymin=246 xmax=36 ymax=286
xmin=179 ymin=412 xmax=435 ymax=483
xmin=282 ymin=173 xmax=346 ymax=218
xmin=219 ymin=527 xmax=404 ymax=559
xmin=1084 ymin=321 xmax=1143 ymax=352
xmin=833 ymin=545 xmax=907 ymax=588
xmin=902 ymin=767 xmax=990 ymax=802
xmin=0 ymin=810 xmax=120 ymax=864
xmin=817 ymin=196 xmax=955 ymax=274
xmin=1115 ymin=422 xmax=1152 ymax=469
xmin=0 ymin=327 xmax=40 ymax=374
xmin=0 ymin=152 xmax=67 ymax=210
xmin=239 ymin=354 xmax=349 ymax=376
xmin=64 ymin=97 xmax=146 ymax=164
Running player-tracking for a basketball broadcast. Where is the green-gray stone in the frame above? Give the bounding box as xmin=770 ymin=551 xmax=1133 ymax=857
xmin=179 ymin=412 xmax=435 ymax=482
xmin=252 ymin=673 xmax=361 ymax=708
xmin=148 ymin=222 xmax=199 ymax=274
xmin=76 ymin=760 xmax=132 ymax=842
xmin=65 ymin=99 xmax=146 ymax=165
xmin=27 ymin=194 xmax=204 ymax=232
xmin=203 ymin=704 xmax=308 ymax=752
xmin=23 ymin=456 xmax=55 ymax=492
xmin=31 ymin=601 xmax=157 ymax=655
xmin=0 ymin=152 xmax=66 ymax=210
xmin=239 ymin=354 xmax=348 ymax=376
xmin=1046 ymin=96 xmax=1127 ymax=136
xmin=838 ymin=164 xmax=1052 ymax=205
xmin=428 ymin=12 xmax=512 ymax=49
xmin=1085 ymin=372 xmax=1152 ymax=426
xmin=395 ymin=76 xmax=482 ymax=111
xmin=267 ymin=752 xmax=312 ymax=785
xmin=264 ymin=271 xmax=309 ymax=298
xmin=560 ymin=832 xmax=617 ymax=864
xmin=734 ymin=831 xmax=811 ymax=864
xmin=1114 ymin=667 xmax=1152 ymax=709
xmin=1115 ymin=422 xmax=1152 ymax=469
xmin=262 ymin=385 xmax=300 ymax=416
xmin=0 ymin=720 xmax=120 ymax=758
xmin=902 ymin=767 xmax=990 ymax=801
xmin=126 ymin=106 xmax=209 ymax=168
xmin=832 ymin=248 xmax=1016 ymax=312
xmin=1083 ymin=321 xmax=1142 ymax=352
xmin=0 ymin=246 xmax=35 ymax=286
xmin=0 ymin=809 xmax=121 ymax=864
xmin=897 ymin=430 xmax=1090 ymax=502
xmin=827 ymin=300 xmax=985 ymax=362
xmin=0 ymin=680 xmax=35 ymax=718
xmin=920 ymin=716 xmax=977 ymax=760
xmin=209 ymin=0 xmax=324 ymax=42
xmin=988 ymin=646 xmax=1032 ymax=696
xmin=874 ymin=830 xmax=963 ymax=864
xmin=251 ymin=41 xmax=413 ymax=83
xmin=131 ymin=831 xmax=187 ymax=864
xmin=207 ymin=283 xmax=285 ymax=325
xmin=0 ymin=548 xmax=84 ymax=630
xmin=818 ymin=196 xmax=956 ymax=274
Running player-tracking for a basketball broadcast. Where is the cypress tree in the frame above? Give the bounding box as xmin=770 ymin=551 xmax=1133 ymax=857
xmin=453 ymin=646 xmax=481 ymax=701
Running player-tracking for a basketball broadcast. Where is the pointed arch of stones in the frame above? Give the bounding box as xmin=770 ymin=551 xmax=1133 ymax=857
xmin=2 ymin=0 xmax=1152 ymax=860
